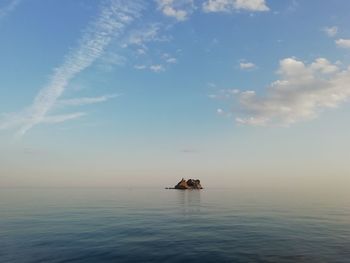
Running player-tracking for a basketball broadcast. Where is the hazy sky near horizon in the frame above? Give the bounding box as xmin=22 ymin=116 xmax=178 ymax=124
xmin=1 ymin=0 xmax=350 ymax=187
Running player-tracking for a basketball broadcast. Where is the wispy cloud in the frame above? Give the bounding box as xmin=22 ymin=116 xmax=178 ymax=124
xmin=123 ymin=23 xmax=163 ymax=46
xmin=134 ymin=64 xmax=147 ymax=70
xmin=0 ymin=0 xmax=21 ymax=20
xmin=156 ymin=0 xmax=194 ymax=21
xmin=239 ymin=61 xmax=256 ymax=70
xmin=336 ymin=38 xmax=350 ymax=49
xmin=208 ymin=88 xmax=239 ymax=100
xmin=134 ymin=64 xmax=166 ymax=73
xmin=211 ymin=57 xmax=350 ymax=126
xmin=203 ymin=0 xmax=269 ymax=13
xmin=42 ymin=112 xmax=86 ymax=124
xmin=121 ymin=23 xmax=172 ymax=63
xmin=162 ymin=53 xmax=177 ymax=64
xmin=1 ymin=0 xmax=142 ymax=137
xmin=322 ymin=26 xmax=338 ymax=37
xmin=150 ymin=64 xmax=165 ymax=72
xmin=98 ymin=53 xmax=127 ymax=71
xmin=57 ymin=94 xmax=119 ymax=107
xmin=166 ymin=57 xmax=177 ymax=64
xmin=0 ymin=111 xmax=86 ymax=131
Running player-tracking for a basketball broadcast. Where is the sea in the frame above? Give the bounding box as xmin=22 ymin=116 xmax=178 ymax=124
xmin=1 ymin=187 xmax=349 ymax=262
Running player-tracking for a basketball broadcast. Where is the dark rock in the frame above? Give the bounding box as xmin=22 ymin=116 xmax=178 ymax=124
xmin=174 ymin=178 xmax=203 ymax=189
xmin=186 ymin=179 xmax=202 ymax=189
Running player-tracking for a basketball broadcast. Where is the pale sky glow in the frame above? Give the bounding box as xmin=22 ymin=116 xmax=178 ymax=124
xmin=1 ymin=0 xmax=350 ymax=188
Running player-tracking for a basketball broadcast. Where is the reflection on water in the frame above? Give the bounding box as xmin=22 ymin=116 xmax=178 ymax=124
xmin=176 ymin=189 xmax=201 ymax=214
xmin=1 ymin=188 xmax=350 ymax=263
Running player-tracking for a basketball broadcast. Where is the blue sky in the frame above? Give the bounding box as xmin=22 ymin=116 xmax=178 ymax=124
xmin=1 ymin=0 xmax=350 ymax=187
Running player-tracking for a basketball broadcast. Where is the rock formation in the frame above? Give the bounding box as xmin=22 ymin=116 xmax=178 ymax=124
xmin=174 ymin=178 xmax=203 ymax=189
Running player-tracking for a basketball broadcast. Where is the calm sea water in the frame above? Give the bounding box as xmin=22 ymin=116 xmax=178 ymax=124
xmin=1 ymin=187 xmax=349 ymax=262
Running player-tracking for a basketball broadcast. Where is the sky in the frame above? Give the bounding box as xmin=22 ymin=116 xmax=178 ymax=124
xmin=1 ymin=0 xmax=350 ymax=188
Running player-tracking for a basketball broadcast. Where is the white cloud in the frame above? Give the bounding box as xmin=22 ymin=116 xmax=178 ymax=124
xmin=310 ymin=58 xmax=338 ymax=74
xmin=234 ymin=0 xmax=269 ymax=11
xmin=236 ymin=116 xmax=268 ymax=126
xmin=135 ymin=64 xmax=166 ymax=72
xmin=134 ymin=64 xmax=147 ymax=70
xmin=208 ymin=88 xmax=239 ymax=99
xmin=216 ymin=108 xmax=232 ymax=117
xmin=212 ymin=57 xmax=350 ymax=126
xmin=166 ymin=57 xmax=177 ymax=64
xmin=162 ymin=53 xmax=177 ymax=64
xmin=98 ymin=53 xmax=126 ymax=71
xmin=57 ymin=94 xmax=119 ymax=107
xmin=0 ymin=0 xmax=21 ymax=20
xmin=125 ymin=24 xmax=162 ymax=46
xmin=137 ymin=48 xmax=147 ymax=55
xmin=239 ymin=61 xmax=256 ymax=70
xmin=122 ymin=23 xmax=172 ymax=63
xmin=156 ymin=0 xmax=194 ymax=21
xmin=217 ymin=108 xmax=225 ymax=115
xmin=0 ymin=0 xmax=142 ymax=137
xmin=336 ymin=38 xmax=350 ymax=49
xmin=163 ymin=5 xmax=187 ymax=20
xmin=203 ymin=0 xmax=269 ymax=13
xmin=150 ymin=64 xmax=165 ymax=72
xmin=323 ymin=26 xmax=338 ymax=37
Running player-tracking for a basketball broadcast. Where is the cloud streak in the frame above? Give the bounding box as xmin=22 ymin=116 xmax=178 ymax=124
xmin=0 ymin=0 xmax=21 ymax=20
xmin=57 ymin=94 xmax=119 ymax=107
xmin=1 ymin=0 xmax=142 ymax=137
xmin=239 ymin=61 xmax=256 ymax=70
xmin=203 ymin=0 xmax=269 ymax=13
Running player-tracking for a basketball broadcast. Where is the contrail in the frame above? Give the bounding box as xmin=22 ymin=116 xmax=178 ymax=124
xmin=15 ymin=0 xmax=142 ymax=136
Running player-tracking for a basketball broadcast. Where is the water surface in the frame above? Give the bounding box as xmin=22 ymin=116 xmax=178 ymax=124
xmin=1 ymin=188 xmax=349 ymax=262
